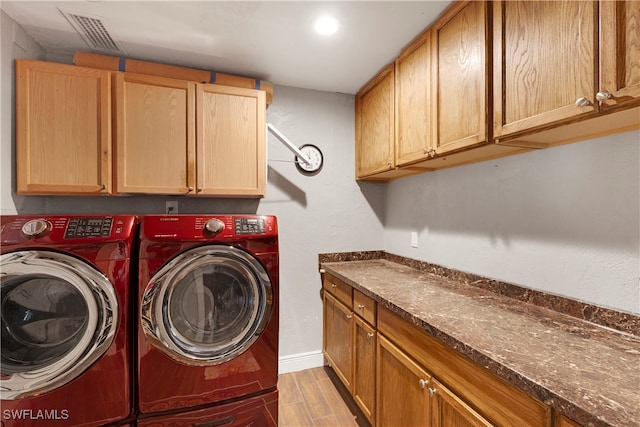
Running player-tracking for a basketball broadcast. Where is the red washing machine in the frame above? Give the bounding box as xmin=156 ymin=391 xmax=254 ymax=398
xmin=0 ymin=215 xmax=137 ymax=427
xmin=136 ymin=215 xmax=278 ymax=426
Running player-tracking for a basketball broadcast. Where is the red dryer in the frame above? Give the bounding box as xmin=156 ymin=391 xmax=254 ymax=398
xmin=136 ymin=215 xmax=279 ymax=426
xmin=0 ymin=215 xmax=137 ymax=427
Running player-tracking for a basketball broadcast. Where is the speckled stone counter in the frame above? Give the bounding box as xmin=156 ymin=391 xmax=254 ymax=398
xmin=319 ymin=254 xmax=640 ymax=427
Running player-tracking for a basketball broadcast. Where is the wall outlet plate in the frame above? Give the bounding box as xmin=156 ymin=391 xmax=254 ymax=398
xmin=165 ymin=201 xmax=178 ymax=214
xmin=411 ymin=231 xmax=418 ymax=248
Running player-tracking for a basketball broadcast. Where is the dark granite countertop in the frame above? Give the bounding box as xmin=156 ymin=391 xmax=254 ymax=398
xmin=320 ymin=257 xmax=640 ymax=427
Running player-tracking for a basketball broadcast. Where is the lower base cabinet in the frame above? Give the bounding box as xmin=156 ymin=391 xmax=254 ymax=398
xmin=322 ymin=272 xmax=559 ymax=427
xmin=377 ymin=335 xmax=431 ymax=426
xmin=354 ymin=316 xmax=376 ymax=423
xmin=377 ymin=335 xmax=493 ymax=427
xmin=323 ymin=292 xmax=353 ymax=390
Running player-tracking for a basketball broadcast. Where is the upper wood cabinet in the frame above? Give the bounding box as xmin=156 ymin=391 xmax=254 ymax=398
xmin=493 ymin=1 xmax=599 ymax=139
xmin=16 ymin=60 xmax=267 ymax=197
xmin=395 ymin=30 xmax=433 ymax=166
xmin=16 ymin=60 xmax=112 ymax=195
xmin=432 ymin=0 xmax=490 ymax=155
xmin=196 ymin=85 xmax=266 ymax=197
xmin=114 ymin=73 xmax=195 ymax=194
xmin=355 ymin=64 xmax=395 ymax=179
xmin=115 ymin=73 xmax=266 ymax=196
xmin=493 ymin=0 xmax=640 ymax=145
xmin=599 ymin=0 xmax=640 ymax=111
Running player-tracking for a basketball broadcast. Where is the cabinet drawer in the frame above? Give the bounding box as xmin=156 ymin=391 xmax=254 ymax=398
xmin=323 ymin=274 xmax=353 ymax=307
xmin=353 ymin=289 xmax=376 ymax=326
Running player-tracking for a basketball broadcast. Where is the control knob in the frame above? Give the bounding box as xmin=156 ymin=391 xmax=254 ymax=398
xmin=21 ymin=219 xmax=51 ymax=237
xmin=204 ymin=218 xmax=225 ymax=235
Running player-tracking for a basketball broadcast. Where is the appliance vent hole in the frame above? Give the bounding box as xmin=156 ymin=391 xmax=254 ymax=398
xmin=60 ymin=9 xmax=127 ymax=55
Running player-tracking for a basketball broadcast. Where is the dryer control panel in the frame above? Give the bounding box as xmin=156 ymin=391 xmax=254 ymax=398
xmin=234 ymin=217 xmax=265 ymax=235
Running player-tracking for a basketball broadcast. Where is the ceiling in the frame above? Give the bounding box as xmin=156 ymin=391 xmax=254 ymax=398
xmin=1 ymin=1 xmax=452 ymax=94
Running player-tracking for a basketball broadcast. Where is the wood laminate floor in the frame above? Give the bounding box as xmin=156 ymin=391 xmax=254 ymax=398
xmin=278 ymin=367 xmax=369 ymax=427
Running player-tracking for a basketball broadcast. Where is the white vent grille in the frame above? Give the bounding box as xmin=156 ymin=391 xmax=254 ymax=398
xmin=60 ymin=9 xmax=127 ymax=55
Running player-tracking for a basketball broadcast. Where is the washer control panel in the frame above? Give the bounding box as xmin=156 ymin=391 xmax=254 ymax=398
xmin=64 ymin=218 xmax=113 ymax=238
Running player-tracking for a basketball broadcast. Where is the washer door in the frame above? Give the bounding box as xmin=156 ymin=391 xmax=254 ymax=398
xmin=0 ymin=250 xmax=118 ymax=400
xmin=141 ymin=245 xmax=273 ymax=366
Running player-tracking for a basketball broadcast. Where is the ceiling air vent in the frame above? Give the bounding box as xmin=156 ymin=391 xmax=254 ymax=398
xmin=59 ymin=9 xmax=127 ymax=55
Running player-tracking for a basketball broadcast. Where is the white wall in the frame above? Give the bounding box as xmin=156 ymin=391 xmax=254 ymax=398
xmin=0 ymin=12 xmax=386 ymax=371
xmin=1 ymin=10 xmax=46 ymax=214
xmin=384 ymin=131 xmax=640 ymax=315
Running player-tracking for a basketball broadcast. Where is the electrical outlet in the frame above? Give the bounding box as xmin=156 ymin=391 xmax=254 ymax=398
xmin=411 ymin=232 xmax=418 ymax=248
xmin=165 ymin=201 xmax=178 ymax=214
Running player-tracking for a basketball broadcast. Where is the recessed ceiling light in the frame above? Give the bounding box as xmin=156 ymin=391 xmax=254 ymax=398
xmin=314 ymin=15 xmax=338 ymax=36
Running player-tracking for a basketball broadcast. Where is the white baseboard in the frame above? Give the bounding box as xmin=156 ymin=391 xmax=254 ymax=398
xmin=278 ymin=350 xmax=324 ymax=374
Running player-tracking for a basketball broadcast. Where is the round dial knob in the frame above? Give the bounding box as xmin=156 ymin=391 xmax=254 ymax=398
xmin=204 ymin=219 xmax=225 ymax=235
xmin=21 ymin=219 xmax=51 ymax=237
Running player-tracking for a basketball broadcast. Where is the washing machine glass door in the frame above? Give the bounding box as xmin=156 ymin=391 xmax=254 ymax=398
xmin=141 ymin=245 xmax=273 ymax=366
xmin=0 ymin=250 xmax=118 ymax=400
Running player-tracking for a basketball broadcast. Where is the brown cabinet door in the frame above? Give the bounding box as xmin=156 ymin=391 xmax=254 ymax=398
xmin=323 ymin=293 xmax=354 ymax=391
xmin=356 ymin=64 xmax=395 ymax=178
xmin=196 ymin=85 xmax=266 ymax=197
xmin=430 ymin=378 xmax=494 ymax=427
xmin=114 ymin=73 xmax=195 ymax=194
xmin=395 ymin=30 xmax=433 ymax=166
xmin=376 ymin=335 xmax=430 ymax=427
xmin=599 ymin=0 xmax=640 ymax=110
xmin=493 ymin=0 xmax=599 ymax=138
xmin=16 ymin=60 xmax=111 ymax=194
xmin=354 ymin=316 xmax=376 ymax=424
xmin=432 ymin=1 xmax=490 ymax=154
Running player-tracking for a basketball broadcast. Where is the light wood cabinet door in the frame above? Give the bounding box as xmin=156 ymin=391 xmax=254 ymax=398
xmin=599 ymin=0 xmax=640 ymax=110
xmin=356 ymin=64 xmax=395 ymax=178
xmin=114 ymin=73 xmax=195 ymax=194
xmin=354 ymin=316 xmax=376 ymax=424
xmin=376 ymin=335 xmax=430 ymax=427
xmin=196 ymin=85 xmax=266 ymax=197
xmin=323 ymin=292 xmax=354 ymax=391
xmin=432 ymin=1 xmax=490 ymax=154
xmin=16 ymin=60 xmax=111 ymax=194
xmin=395 ymin=30 xmax=433 ymax=166
xmin=430 ymin=378 xmax=494 ymax=427
xmin=493 ymin=0 xmax=599 ymax=138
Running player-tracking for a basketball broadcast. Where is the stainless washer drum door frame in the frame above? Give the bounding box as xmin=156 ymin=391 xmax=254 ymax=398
xmin=0 ymin=250 xmax=118 ymax=400
xmin=141 ymin=245 xmax=273 ymax=366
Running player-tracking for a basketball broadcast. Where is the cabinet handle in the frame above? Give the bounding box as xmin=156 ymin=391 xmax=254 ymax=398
xmin=575 ymin=97 xmax=592 ymax=107
xmin=187 ymin=186 xmax=194 ymax=192
xmin=366 ymin=332 xmax=374 ymax=339
xmin=345 ymin=314 xmax=352 ymax=319
xmin=331 ymin=284 xmax=337 ymax=289
xmin=99 ymin=184 xmax=106 ymax=191
xmin=596 ymin=90 xmax=612 ymax=102
xmin=197 ymin=187 xmax=203 ymax=192
xmin=357 ymin=304 xmax=365 ymax=310
xmin=428 ymin=388 xmax=437 ymax=397
xmin=419 ymin=379 xmax=429 ymax=389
